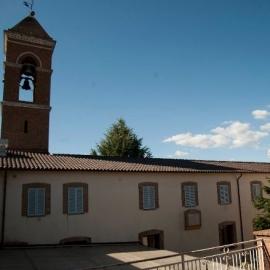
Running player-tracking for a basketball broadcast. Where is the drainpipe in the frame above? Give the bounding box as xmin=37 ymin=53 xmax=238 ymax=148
xmin=236 ymin=173 xmax=244 ymax=243
xmin=1 ymin=170 xmax=7 ymax=247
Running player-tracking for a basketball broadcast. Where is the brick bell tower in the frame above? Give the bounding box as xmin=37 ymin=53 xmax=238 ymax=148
xmin=1 ymin=12 xmax=56 ymax=153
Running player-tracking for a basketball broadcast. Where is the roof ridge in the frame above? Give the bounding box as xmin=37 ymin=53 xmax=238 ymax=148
xmin=52 ymin=153 xmax=270 ymax=165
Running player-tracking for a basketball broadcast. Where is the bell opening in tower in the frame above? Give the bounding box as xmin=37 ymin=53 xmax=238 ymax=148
xmin=19 ymin=60 xmax=36 ymax=102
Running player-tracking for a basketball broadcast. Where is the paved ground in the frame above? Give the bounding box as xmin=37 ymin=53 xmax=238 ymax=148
xmin=0 ymin=244 xmax=185 ymax=270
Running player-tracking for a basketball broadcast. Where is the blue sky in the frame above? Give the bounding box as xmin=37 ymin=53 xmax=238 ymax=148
xmin=1 ymin=0 xmax=270 ymax=161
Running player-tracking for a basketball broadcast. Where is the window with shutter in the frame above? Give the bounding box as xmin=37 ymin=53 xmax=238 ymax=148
xmin=22 ymin=183 xmax=50 ymax=217
xmin=143 ymin=186 xmax=155 ymax=210
xmin=63 ymin=183 xmax=88 ymax=215
xmin=217 ymin=182 xmax=231 ymax=205
xmin=138 ymin=182 xmax=159 ymax=210
xmin=27 ymin=188 xmax=45 ymax=216
xmin=251 ymin=181 xmax=262 ymax=201
xmin=182 ymin=183 xmax=198 ymax=208
xmin=68 ymin=187 xmax=84 ymax=214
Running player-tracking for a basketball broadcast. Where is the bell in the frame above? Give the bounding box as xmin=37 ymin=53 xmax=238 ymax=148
xmin=21 ymin=78 xmax=31 ymax=90
xmin=22 ymin=64 xmax=35 ymax=77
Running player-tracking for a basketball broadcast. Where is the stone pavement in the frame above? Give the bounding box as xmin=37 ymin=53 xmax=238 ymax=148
xmin=0 ymin=244 xmax=184 ymax=270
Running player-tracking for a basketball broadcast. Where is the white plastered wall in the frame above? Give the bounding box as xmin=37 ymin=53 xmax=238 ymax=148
xmin=3 ymin=170 xmax=269 ymax=252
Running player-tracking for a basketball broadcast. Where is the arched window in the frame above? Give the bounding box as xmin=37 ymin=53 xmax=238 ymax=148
xmin=19 ymin=57 xmax=37 ymax=102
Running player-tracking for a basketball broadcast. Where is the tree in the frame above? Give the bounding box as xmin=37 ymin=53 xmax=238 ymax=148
xmin=253 ymin=178 xmax=270 ymax=230
xmin=91 ymin=118 xmax=152 ymax=158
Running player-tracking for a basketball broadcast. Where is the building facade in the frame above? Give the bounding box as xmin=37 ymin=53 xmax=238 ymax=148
xmin=0 ymin=153 xmax=269 ymax=252
xmin=0 ymin=14 xmax=269 ymax=253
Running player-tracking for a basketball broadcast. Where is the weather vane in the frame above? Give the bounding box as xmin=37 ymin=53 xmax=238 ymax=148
xmin=23 ymin=0 xmax=35 ymax=14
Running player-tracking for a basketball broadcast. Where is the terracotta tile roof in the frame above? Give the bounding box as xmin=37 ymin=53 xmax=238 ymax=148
xmin=8 ymin=15 xmax=54 ymax=41
xmin=1 ymin=150 xmax=270 ymax=173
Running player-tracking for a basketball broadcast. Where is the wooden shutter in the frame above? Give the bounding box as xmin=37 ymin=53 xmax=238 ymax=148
xmin=139 ymin=183 xmax=159 ymax=210
xmin=182 ymin=183 xmax=198 ymax=208
xmin=68 ymin=187 xmax=76 ymax=214
xmin=36 ymin=188 xmax=45 ymax=216
xmin=27 ymin=188 xmax=36 ymax=216
xmin=217 ymin=182 xmax=231 ymax=205
xmin=143 ymin=186 xmax=155 ymax=209
xmin=82 ymin=183 xmax=88 ymax=213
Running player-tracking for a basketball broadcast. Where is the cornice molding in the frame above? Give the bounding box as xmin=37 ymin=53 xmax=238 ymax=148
xmin=4 ymin=62 xmax=53 ymax=73
xmin=5 ymin=31 xmax=56 ymax=48
xmin=1 ymin=101 xmax=51 ymax=111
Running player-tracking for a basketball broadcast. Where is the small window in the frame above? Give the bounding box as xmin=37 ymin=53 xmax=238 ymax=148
xmin=68 ymin=187 xmax=84 ymax=214
xmin=139 ymin=183 xmax=159 ymax=210
xmin=182 ymin=182 xmax=198 ymax=208
xmin=63 ymin=183 xmax=88 ymax=215
xmin=22 ymin=183 xmax=50 ymax=217
xmin=24 ymin=120 xmax=28 ymax=133
xmin=251 ymin=181 xmax=262 ymax=201
xmin=217 ymin=182 xmax=231 ymax=205
xmin=184 ymin=209 xmax=201 ymax=230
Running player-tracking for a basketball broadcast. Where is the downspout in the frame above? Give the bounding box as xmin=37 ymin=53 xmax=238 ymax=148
xmin=236 ymin=173 xmax=244 ymax=243
xmin=1 ymin=170 xmax=7 ymax=247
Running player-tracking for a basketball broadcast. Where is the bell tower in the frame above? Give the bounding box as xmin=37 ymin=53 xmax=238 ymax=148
xmin=1 ymin=12 xmax=56 ymax=153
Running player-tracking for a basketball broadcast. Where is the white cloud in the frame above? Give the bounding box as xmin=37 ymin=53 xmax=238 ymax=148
xmin=252 ymin=110 xmax=270 ymax=120
xmin=164 ymin=121 xmax=268 ymax=149
xmin=174 ymin=150 xmax=189 ymax=158
xmin=260 ymin=123 xmax=270 ymax=132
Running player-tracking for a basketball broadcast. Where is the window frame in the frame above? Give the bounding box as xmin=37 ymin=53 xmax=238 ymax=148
xmin=182 ymin=182 xmax=198 ymax=208
xmin=217 ymin=181 xmax=232 ymax=205
xmin=63 ymin=183 xmax=88 ymax=215
xmin=22 ymin=183 xmax=50 ymax=217
xmin=138 ymin=182 xmax=159 ymax=210
xmin=184 ymin=209 xmax=201 ymax=230
xmin=250 ymin=181 xmax=262 ymax=202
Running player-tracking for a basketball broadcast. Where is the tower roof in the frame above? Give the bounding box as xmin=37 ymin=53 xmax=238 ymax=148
xmin=8 ymin=14 xmax=54 ymax=41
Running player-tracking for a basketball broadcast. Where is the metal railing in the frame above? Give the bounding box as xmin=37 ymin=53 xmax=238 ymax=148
xmin=145 ymin=239 xmax=269 ymax=270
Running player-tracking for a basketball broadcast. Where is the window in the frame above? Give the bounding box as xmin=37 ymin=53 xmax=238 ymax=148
xmin=63 ymin=183 xmax=88 ymax=215
xmin=217 ymin=182 xmax=231 ymax=205
xmin=182 ymin=182 xmax=198 ymax=208
xmin=251 ymin=181 xmax=262 ymax=201
xmin=27 ymin=188 xmax=45 ymax=216
xmin=139 ymin=183 xmax=159 ymax=210
xmin=184 ymin=209 xmax=201 ymax=230
xmin=219 ymin=222 xmax=237 ymax=245
xmin=24 ymin=120 xmax=28 ymax=133
xmin=22 ymin=183 xmax=50 ymax=217
xmin=68 ymin=187 xmax=83 ymax=214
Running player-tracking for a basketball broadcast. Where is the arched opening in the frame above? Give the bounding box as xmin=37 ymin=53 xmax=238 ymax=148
xmin=18 ymin=57 xmax=37 ymax=102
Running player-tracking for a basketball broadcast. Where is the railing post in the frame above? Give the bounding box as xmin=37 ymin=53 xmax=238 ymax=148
xmin=181 ymin=253 xmax=185 ymax=270
xmin=258 ymin=239 xmax=265 ymax=270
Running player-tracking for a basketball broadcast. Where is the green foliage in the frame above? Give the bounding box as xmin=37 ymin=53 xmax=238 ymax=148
xmin=253 ymin=178 xmax=270 ymax=230
xmin=91 ymin=118 xmax=152 ymax=158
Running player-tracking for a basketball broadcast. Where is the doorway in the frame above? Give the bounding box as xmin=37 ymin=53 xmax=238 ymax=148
xmin=139 ymin=229 xmax=164 ymax=249
xmin=219 ymin=222 xmax=237 ymax=245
